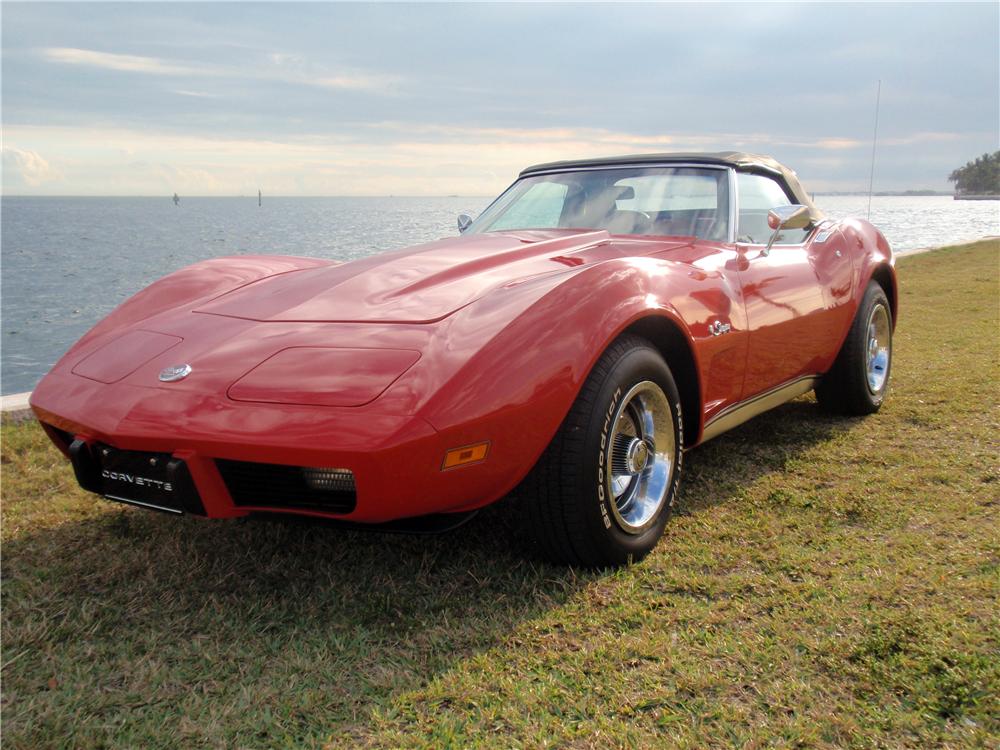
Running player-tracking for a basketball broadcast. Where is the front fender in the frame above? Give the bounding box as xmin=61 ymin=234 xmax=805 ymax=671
xmin=65 ymin=255 xmax=333 ymax=357
xmin=404 ymin=256 xmax=733 ymax=501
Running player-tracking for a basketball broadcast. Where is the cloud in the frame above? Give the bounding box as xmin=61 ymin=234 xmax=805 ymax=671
xmin=2 ymin=148 xmax=62 ymax=187
xmin=172 ymin=90 xmax=218 ymax=99
xmin=315 ymin=74 xmax=398 ymax=91
xmin=8 ymin=5 xmax=997 ymax=197
xmin=268 ymin=52 xmax=304 ymax=67
xmin=815 ymin=138 xmax=863 ymax=150
xmin=5 ymin=1 xmax=994 ymax=195
xmin=41 ymin=47 xmax=197 ymax=76
xmin=883 ymin=132 xmax=963 ymax=146
xmin=40 ymin=46 xmax=397 ymax=94
xmin=366 ymin=123 xmax=880 ymax=155
xmin=2 ymin=118 xmax=986 ymax=196
xmin=0 ymin=123 xmax=891 ymax=196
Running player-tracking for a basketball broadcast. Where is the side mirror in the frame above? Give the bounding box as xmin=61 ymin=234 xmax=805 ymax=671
xmin=763 ymin=204 xmax=811 ymax=256
xmin=457 ymin=214 xmax=473 ymax=233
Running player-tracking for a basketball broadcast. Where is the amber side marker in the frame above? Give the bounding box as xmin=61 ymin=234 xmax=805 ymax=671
xmin=442 ymin=441 xmax=490 ymax=470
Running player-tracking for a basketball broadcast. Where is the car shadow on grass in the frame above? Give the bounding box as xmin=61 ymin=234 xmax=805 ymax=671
xmin=678 ymin=397 xmax=862 ymax=515
xmin=1 ymin=397 xmax=860 ymax=747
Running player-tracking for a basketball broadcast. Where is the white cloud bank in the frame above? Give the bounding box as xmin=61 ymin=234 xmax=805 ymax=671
xmin=2 ymin=148 xmax=63 ymax=188
xmin=39 ymin=46 xmax=399 ymax=93
xmin=42 ymin=47 xmax=197 ymax=76
xmin=6 ymin=123 xmax=973 ymax=196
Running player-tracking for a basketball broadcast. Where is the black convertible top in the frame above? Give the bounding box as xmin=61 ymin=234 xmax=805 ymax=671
xmin=519 ymin=151 xmax=823 ymax=220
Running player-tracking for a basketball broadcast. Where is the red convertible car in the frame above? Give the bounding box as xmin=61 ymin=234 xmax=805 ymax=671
xmin=31 ymin=152 xmax=896 ymax=567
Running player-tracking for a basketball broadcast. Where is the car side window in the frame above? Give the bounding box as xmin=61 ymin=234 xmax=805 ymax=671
xmin=737 ymin=173 xmax=811 ymax=245
xmin=488 ymin=181 xmax=568 ymax=231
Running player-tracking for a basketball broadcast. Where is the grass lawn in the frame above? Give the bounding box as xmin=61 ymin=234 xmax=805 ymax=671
xmin=2 ymin=239 xmax=998 ymax=749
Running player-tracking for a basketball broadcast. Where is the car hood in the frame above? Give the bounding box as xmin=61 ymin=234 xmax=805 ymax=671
xmin=193 ymin=230 xmax=658 ymax=324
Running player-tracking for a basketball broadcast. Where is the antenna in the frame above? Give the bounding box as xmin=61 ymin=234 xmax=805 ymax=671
xmin=867 ymin=79 xmax=881 ymax=220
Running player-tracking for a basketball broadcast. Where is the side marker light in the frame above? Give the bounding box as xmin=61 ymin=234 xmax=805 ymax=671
xmin=442 ymin=441 xmax=490 ymax=470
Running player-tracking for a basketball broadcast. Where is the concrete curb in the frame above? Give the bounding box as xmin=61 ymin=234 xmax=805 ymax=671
xmin=1 ymin=391 xmax=34 ymax=423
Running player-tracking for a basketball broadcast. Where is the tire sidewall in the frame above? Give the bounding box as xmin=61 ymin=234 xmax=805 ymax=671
xmin=580 ymin=345 xmax=683 ymax=564
xmin=858 ymin=283 xmax=892 ymax=409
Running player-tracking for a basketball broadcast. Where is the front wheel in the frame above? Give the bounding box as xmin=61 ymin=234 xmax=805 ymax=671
xmin=521 ymin=335 xmax=683 ymax=568
xmin=815 ymin=281 xmax=893 ymax=414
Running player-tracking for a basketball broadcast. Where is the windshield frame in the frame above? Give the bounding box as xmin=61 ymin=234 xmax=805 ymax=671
xmin=468 ymin=163 xmax=737 ymax=243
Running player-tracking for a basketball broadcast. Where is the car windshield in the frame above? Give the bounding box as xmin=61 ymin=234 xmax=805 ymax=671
xmin=469 ymin=166 xmax=730 ymax=241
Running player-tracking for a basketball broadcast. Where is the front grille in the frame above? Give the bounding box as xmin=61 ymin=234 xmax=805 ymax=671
xmin=216 ymin=459 xmax=357 ymax=514
xmin=67 ymin=440 xmax=206 ymax=516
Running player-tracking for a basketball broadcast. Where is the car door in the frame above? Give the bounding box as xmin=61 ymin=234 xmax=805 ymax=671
xmin=735 ymin=172 xmax=854 ymax=400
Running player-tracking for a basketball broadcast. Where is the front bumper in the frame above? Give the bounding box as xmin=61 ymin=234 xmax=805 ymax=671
xmin=31 ymin=371 xmax=504 ymax=523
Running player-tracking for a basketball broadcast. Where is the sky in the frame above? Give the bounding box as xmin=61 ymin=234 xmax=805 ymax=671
xmin=2 ymin=2 xmax=998 ymax=196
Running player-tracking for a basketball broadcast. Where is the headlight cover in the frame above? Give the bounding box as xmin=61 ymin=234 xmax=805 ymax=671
xmin=227 ymin=347 xmax=420 ymax=407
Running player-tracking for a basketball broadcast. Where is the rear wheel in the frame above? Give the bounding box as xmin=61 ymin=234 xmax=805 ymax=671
xmin=521 ymin=335 xmax=683 ymax=567
xmin=815 ymin=281 xmax=893 ymax=414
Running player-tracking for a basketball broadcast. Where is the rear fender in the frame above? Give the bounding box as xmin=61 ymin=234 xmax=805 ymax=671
xmin=839 ymin=219 xmax=898 ymax=329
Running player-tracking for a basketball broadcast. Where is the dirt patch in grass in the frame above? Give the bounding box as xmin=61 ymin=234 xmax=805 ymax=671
xmin=3 ymin=240 xmax=998 ymax=748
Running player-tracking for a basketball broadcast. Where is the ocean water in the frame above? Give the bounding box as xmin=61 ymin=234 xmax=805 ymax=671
xmin=2 ymin=194 xmax=997 ymax=395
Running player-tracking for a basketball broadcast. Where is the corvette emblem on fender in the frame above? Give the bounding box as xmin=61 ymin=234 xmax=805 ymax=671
xmin=159 ymin=364 xmax=192 ymax=382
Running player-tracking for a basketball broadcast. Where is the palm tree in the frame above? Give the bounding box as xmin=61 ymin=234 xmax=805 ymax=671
xmin=948 ymin=152 xmax=1000 ymax=195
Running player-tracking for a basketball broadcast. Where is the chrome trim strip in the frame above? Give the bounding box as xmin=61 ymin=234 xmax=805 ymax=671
xmin=699 ymin=375 xmax=819 ymax=444
xmin=104 ymin=494 xmax=184 ymax=514
xmin=727 ymin=167 xmax=738 ymax=244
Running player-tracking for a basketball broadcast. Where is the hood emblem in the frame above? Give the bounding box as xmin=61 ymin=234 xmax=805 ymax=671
xmin=159 ymin=364 xmax=192 ymax=382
